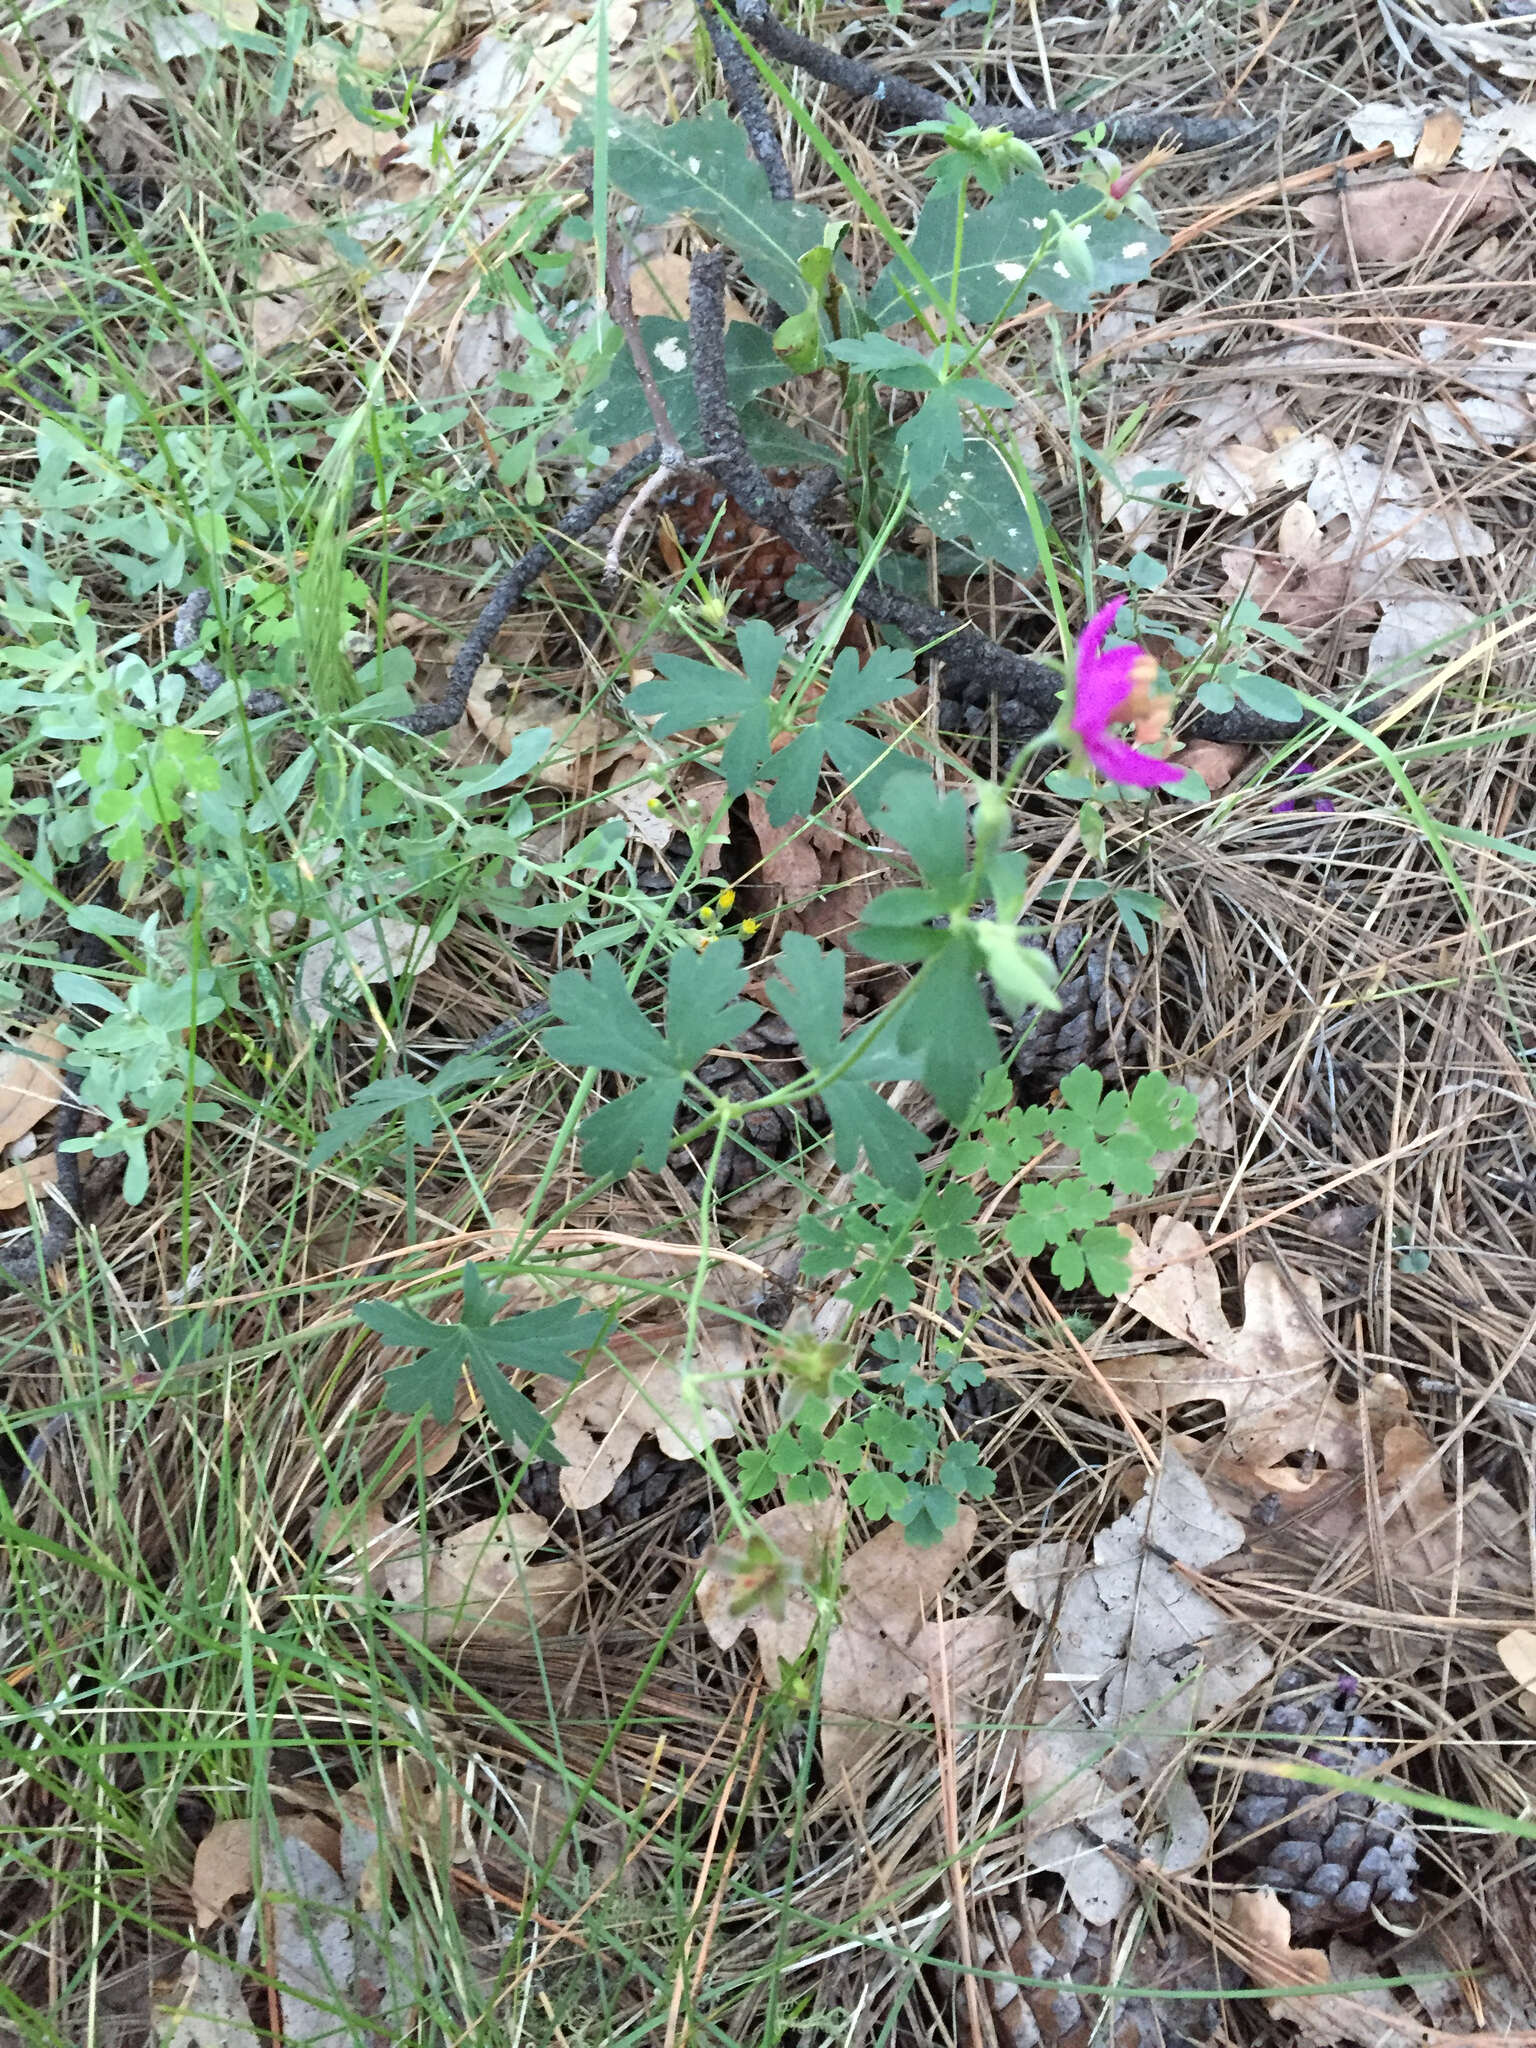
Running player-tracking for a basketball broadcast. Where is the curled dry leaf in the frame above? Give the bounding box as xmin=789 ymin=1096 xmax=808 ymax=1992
xmin=0 ymin=1015 xmax=66 ymax=1148
xmin=0 ymin=1152 xmax=57 ymax=1210
xmin=1007 ymin=1447 xmax=1272 ymax=1922
xmin=540 ymin=1322 xmax=748 ymax=1511
xmin=383 ymin=1511 xmax=580 ymax=1648
xmin=191 ymin=1813 xmax=342 ymax=1931
xmin=467 ymin=665 xmax=624 ymax=787
xmin=1104 ymin=1218 xmax=1409 ymax=1507
xmin=698 ymin=1502 xmax=1006 ymax=1813
xmin=1175 ymin=739 xmax=1250 ymax=793
xmin=1221 ymin=1890 xmax=1536 ymax=2048
xmin=1299 ymin=169 xmax=1526 ymax=267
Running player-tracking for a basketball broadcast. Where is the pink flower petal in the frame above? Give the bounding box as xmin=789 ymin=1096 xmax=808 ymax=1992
xmin=1068 ymin=595 xmax=1184 ymax=789
xmin=1082 ymin=731 xmax=1186 ymax=789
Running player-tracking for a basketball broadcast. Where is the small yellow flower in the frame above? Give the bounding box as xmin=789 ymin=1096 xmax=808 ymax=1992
xmin=717 ymin=887 xmax=736 ymax=914
xmin=699 ymin=904 xmax=716 ymax=923
xmin=740 ymin=917 xmax=761 ymax=937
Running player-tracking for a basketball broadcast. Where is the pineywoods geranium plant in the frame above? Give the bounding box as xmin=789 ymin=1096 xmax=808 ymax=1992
xmin=370 ymin=94 xmax=1212 ymax=1541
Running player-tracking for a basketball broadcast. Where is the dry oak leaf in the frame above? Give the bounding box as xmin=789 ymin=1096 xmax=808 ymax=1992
xmin=1377 ymin=1420 xmax=1528 ymax=1598
xmin=1299 ymin=168 xmax=1526 ymax=267
xmin=294 ymin=896 xmax=438 ymax=1029
xmin=540 ymin=1322 xmax=747 ymax=1511
xmin=155 ymin=1951 xmax=260 ymax=2048
xmin=746 ymin=791 xmax=895 ymax=949
xmin=251 ymin=251 xmax=325 ymax=352
xmin=1108 ymin=1219 xmax=1409 ymax=1505
xmin=1223 ymin=1890 xmax=1536 ymax=2048
xmin=0 ymin=1015 xmax=67 ymax=1148
xmin=698 ymin=1502 xmax=1007 ymax=1812
xmin=382 ymin=1511 xmax=580 ymax=1648
xmin=1220 ymin=547 xmax=1393 ymax=631
xmin=1007 ymin=1447 xmax=1271 ymax=1923
xmin=1305 ymin=442 xmax=1493 ymax=572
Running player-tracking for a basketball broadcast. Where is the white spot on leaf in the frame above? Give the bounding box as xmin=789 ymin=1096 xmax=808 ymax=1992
xmin=993 ymin=261 xmax=1027 ymax=281
xmin=1052 ymin=261 xmax=1071 ymax=278
xmin=1123 ymin=240 xmax=1148 ymax=258
xmin=654 ymin=338 xmax=688 ymax=372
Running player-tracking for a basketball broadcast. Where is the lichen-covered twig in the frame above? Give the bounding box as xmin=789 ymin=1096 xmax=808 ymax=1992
xmin=699 ymin=0 xmax=794 ymax=201
xmin=176 ymin=443 xmax=662 ymax=736
xmin=689 ymin=249 xmax=1062 ymax=729
xmin=726 ymin=0 xmax=1258 ymax=152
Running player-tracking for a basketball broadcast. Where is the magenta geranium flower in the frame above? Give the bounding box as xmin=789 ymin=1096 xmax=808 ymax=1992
xmin=1068 ymin=598 xmax=1185 ymax=790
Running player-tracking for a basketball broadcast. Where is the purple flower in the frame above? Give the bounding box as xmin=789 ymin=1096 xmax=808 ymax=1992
xmin=1272 ymin=761 xmax=1337 ymax=815
xmin=1068 ymin=599 xmax=1185 ymax=790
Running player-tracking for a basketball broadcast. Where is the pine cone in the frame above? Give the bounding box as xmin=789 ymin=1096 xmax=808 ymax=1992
xmin=963 ymin=1902 xmax=1225 ymax=2048
xmin=994 ymin=925 xmax=1149 ymax=1088
xmin=656 ymin=467 xmax=803 ymax=614
xmin=518 ymin=1437 xmax=705 ymax=1545
xmin=1208 ymin=1670 xmax=1420 ymax=1938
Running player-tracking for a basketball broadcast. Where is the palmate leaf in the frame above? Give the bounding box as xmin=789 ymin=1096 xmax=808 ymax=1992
xmin=626 ymin=627 xmax=916 ymax=823
xmin=765 ymin=933 xmax=929 ymax=1197
xmin=361 ymin=1266 xmax=604 ymax=1461
xmin=626 ymin=619 xmax=784 ymax=801
xmin=543 ymin=940 xmax=762 ymax=1178
xmin=592 ymin=104 xmax=859 ymax=312
xmin=870 ymin=176 xmax=1166 ymax=325
xmin=762 ymin=644 xmax=916 ymax=825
